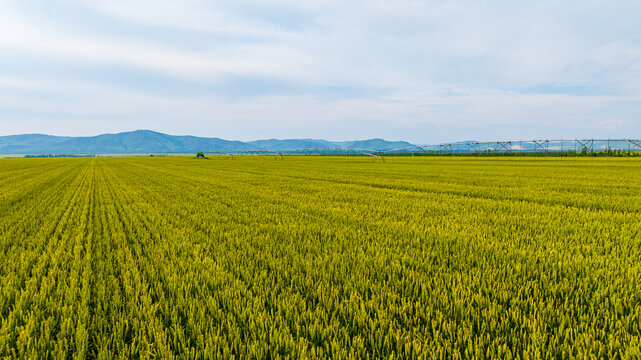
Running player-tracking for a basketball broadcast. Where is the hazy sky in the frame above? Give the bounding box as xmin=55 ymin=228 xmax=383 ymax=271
xmin=1 ymin=1 xmax=640 ymax=143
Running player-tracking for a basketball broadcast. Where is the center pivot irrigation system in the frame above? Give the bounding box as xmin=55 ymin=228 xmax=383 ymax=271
xmin=205 ymin=139 xmax=641 ymax=160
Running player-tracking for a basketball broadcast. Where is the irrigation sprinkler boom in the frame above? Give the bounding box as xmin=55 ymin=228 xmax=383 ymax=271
xmin=202 ymin=139 xmax=641 ymax=157
xmin=363 ymin=151 xmax=385 ymax=162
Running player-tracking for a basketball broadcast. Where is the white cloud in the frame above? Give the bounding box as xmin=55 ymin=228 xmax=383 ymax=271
xmin=0 ymin=0 xmax=640 ymax=141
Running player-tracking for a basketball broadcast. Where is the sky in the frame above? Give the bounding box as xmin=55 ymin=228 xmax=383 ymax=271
xmin=0 ymin=0 xmax=640 ymax=144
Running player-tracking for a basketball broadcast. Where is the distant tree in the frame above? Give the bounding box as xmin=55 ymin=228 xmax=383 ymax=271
xmin=580 ymin=146 xmax=588 ymax=156
xmin=196 ymin=152 xmax=205 ymax=158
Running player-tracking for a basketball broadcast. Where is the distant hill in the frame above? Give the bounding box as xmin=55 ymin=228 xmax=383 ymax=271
xmin=0 ymin=130 xmax=417 ymax=155
xmin=247 ymin=138 xmax=414 ymax=151
xmin=248 ymin=139 xmax=414 ymax=151
xmin=44 ymin=130 xmax=260 ymax=154
xmin=0 ymin=134 xmax=71 ymax=154
xmin=340 ymin=139 xmax=415 ymax=151
xmin=247 ymin=139 xmax=335 ymax=151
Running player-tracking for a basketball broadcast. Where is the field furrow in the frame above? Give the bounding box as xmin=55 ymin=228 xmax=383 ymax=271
xmin=1 ymin=156 xmax=640 ymax=358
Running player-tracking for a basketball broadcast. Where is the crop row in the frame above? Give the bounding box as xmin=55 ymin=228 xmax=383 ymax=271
xmin=0 ymin=156 xmax=640 ymax=359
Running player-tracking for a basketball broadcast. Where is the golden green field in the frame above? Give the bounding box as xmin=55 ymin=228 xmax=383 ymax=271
xmin=1 ymin=156 xmax=640 ymax=359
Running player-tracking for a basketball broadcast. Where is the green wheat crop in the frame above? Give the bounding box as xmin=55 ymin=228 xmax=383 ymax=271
xmin=1 ymin=156 xmax=640 ymax=359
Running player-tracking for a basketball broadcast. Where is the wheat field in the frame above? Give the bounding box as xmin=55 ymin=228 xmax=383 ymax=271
xmin=1 ymin=156 xmax=640 ymax=359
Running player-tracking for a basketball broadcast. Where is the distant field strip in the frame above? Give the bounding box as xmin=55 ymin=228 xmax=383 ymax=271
xmin=1 ymin=157 xmax=640 ymax=358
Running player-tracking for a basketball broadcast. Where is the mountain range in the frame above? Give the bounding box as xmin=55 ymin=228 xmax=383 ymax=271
xmin=0 ymin=130 xmax=416 ymax=155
